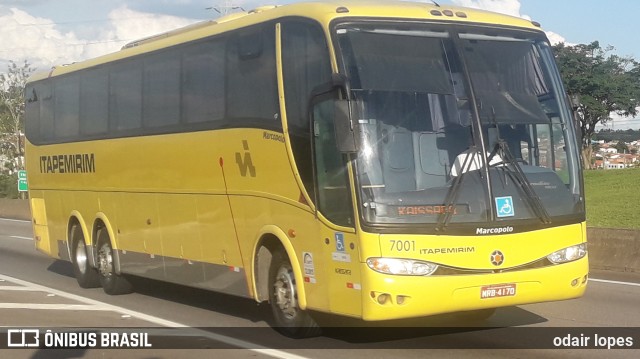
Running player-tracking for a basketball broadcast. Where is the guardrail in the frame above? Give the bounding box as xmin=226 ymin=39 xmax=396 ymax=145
xmin=587 ymin=227 xmax=640 ymax=273
xmin=0 ymin=199 xmax=637 ymax=273
xmin=0 ymin=199 xmax=30 ymax=221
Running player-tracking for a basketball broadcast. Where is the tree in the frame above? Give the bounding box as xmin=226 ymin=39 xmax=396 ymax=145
xmin=0 ymin=60 xmax=34 ymax=173
xmin=553 ymin=41 xmax=640 ymax=168
xmin=614 ymin=140 xmax=629 ymax=154
xmin=594 ymin=128 xmax=640 ymax=142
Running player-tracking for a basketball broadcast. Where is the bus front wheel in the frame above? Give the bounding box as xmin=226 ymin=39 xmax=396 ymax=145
xmin=70 ymin=225 xmax=100 ymax=288
xmin=96 ymin=228 xmax=132 ymax=295
xmin=268 ymin=250 xmax=320 ymax=338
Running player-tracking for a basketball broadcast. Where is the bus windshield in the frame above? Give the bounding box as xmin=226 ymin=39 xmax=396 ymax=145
xmin=335 ymin=23 xmax=583 ymax=227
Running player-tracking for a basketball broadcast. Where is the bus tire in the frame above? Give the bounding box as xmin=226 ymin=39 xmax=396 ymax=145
xmin=96 ymin=228 xmax=133 ymax=295
xmin=70 ymin=225 xmax=100 ymax=288
xmin=268 ymin=249 xmax=321 ymax=338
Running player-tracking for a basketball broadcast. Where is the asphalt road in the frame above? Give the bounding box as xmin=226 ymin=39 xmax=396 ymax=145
xmin=0 ymin=217 xmax=638 ymax=359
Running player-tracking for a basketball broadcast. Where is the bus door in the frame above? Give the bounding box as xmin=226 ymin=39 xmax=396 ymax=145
xmin=279 ymin=19 xmax=361 ymax=317
xmin=311 ymin=98 xmax=362 ymax=318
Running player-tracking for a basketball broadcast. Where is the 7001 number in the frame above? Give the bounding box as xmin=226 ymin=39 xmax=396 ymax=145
xmin=389 ymin=240 xmax=416 ymax=252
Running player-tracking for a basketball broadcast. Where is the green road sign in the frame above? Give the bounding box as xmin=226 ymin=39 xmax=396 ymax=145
xmin=17 ymin=170 xmax=27 ymax=192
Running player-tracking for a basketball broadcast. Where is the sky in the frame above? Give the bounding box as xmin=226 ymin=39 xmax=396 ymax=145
xmin=1 ymin=0 xmax=639 ymax=129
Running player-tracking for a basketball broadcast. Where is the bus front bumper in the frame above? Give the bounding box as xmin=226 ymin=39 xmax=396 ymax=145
xmin=360 ymin=256 xmax=589 ymax=321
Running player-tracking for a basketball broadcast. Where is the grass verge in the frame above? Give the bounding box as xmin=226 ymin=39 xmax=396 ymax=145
xmin=584 ymin=167 xmax=640 ymax=229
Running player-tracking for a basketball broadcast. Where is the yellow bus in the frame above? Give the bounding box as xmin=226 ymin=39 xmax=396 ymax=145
xmin=24 ymin=1 xmax=588 ymax=337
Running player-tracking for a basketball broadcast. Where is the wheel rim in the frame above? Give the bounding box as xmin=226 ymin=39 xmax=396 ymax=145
xmin=273 ymin=265 xmax=298 ymax=319
xmin=75 ymin=240 xmax=88 ymax=274
xmin=97 ymin=244 xmax=113 ymax=278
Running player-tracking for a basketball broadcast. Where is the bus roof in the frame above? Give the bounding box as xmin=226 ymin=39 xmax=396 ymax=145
xmin=28 ymin=0 xmax=543 ymax=82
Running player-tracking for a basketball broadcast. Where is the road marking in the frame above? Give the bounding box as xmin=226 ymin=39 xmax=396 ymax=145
xmin=0 ymin=274 xmax=310 ymax=359
xmin=0 ymin=303 xmax=109 ymax=310
xmin=590 ymin=278 xmax=640 ymax=287
xmin=0 ymin=218 xmax=31 ymax=223
xmin=0 ymin=286 xmax=43 ymax=291
xmin=10 ymin=235 xmax=32 ymax=240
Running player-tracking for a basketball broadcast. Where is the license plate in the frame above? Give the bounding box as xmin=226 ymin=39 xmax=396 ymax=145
xmin=480 ymin=283 xmax=516 ymax=299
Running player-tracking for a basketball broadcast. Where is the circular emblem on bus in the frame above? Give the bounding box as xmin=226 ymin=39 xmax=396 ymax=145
xmin=490 ymin=250 xmax=504 ymax=266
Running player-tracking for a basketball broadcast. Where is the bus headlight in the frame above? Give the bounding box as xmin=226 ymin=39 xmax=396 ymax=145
xmin=366 ymin=258 xmax=438 ymax=276
xmin=547 ymin=243 xmax=587 ymax=264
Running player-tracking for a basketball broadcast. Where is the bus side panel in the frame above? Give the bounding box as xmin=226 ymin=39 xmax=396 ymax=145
xmin=229 ymin=196 xmax=330 ymax=311
xmin=196 ymin=195 xmax=247 ymax=295
xmin=157 ymin=193 xmax=248 ymax=295
xmin=39 ymin=191 xmax=70 ymax=261
xmin=70 ymin=191 xmax=101 ymax=245
xmin=320 ymin=224 xmax=363 ymax=318
xmin=114 ymin=192 xmax=164 ymax=279
xmin=219 ymin=128 xmax=325 ymax=302
xmin=106 ymin=191 xmax=248 ymax=296
xmin=158 ymin=194 xmax=203 ymax=284
xmin=30 ymin=194 xmax=54 ymax=257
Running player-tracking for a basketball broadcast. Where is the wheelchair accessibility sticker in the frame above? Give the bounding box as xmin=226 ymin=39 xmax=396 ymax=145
xmin=335 ymin=232 xmax=345 ymax=252
xmin=495 ymin=196 xmax=515 ymax=218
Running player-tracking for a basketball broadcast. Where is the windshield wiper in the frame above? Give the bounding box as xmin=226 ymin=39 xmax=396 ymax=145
xmin=488 ymin=138 xmax=552 ymax=224
xmin=437 ymin=136 xmax=553 ymax=230
xmin=436 ymin=145 xmax=480 ymax=231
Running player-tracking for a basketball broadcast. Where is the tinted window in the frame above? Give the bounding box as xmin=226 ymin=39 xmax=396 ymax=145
xmin=54 ymin=75 xmax=80 ymax=138
xmin=25 ymin=84 xmax=41 ymax=140
xmin=282 ymin=20 xmax=332 ymax=200
xmin=39 ymin=82 xmax=54 ymax=141
xmin=313 ymin=99 xmax=353 ymax=227
xmin=80 ymin=67 xmax=109 ymax=135
xmin=182 ymin=39 xmax=226 ymax=123
xmin=227 ymin=25 xmax=279 ymax=121
xmin=27 ymin=23 xmax=283 ymax=144
xmin=110 ymin=61 xmax=142 ymax=131
xmin=282 ymin=21 xmax=331 ymax=130
xmin=144 ymin=52 xmax=180 ymax=127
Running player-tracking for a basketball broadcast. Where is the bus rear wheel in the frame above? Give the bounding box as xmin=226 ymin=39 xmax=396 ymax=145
xmin=70 ymin=225 xmax=100 ymax=288
xmin=268 ymin=250 xmax=321 ymax=338
xmin=96 ymin=228 xmax=132 ymax=295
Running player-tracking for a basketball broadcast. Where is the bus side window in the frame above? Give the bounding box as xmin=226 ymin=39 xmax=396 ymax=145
xmin=281 ymin=20 xmax=332 ymax=202
xmin=312 ymin=99 xmax=354 ymax=227
xmin=226 ymin=24 xmax=279 ymax=123
xmin=54 ymin=74 xmax=80 ymax=139
xmin=143 ymin=52 xmax=180 ymax=128
xmin=182 ymin=39 xmax=226 ymax=124
xmin=80 ymin=67 xmax=109 ymax=135
xmin=110 ymin=61 xmax=142 ymax=131
xmin=25 ymin=84 xmax=43 ymax=143
xmin=40 ymin=83 xmax=54 ymax=141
